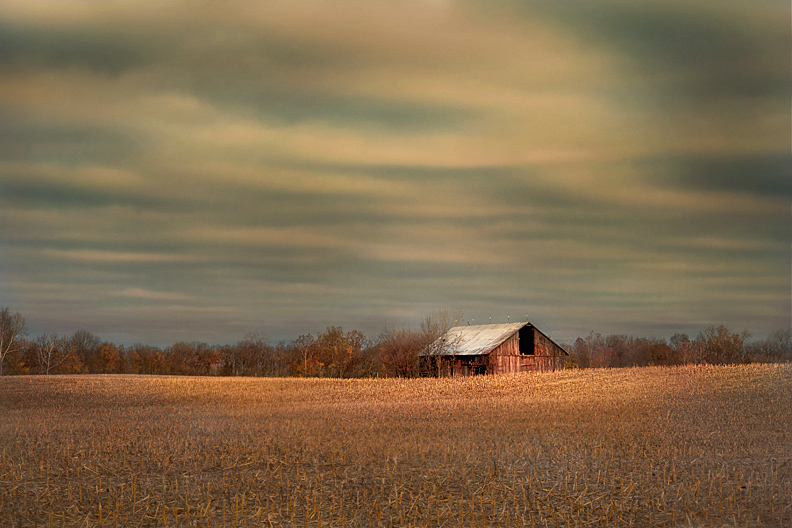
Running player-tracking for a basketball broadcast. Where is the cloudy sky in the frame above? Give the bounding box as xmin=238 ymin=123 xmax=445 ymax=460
xmin=1 ymin=0 xmax=789 ymax=346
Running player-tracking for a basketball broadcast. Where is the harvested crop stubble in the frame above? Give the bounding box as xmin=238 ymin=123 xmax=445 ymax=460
xmin=1 ymin=364 xmax=791 ymax=527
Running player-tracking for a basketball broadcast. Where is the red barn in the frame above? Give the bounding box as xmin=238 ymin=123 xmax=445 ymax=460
xmin=421 ymin=322 xmax=567 ymax=376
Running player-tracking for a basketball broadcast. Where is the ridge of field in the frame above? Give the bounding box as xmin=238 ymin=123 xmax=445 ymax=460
xmin=1 ymin=364 xmax=790 ymax=527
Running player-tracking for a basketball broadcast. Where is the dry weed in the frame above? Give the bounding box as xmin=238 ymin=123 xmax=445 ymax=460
xmin=1 ymin=364 xmax=790 ymax=527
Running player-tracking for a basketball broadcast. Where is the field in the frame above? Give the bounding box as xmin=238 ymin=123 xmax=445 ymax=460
xmin=1 ymin=365 xmax=790 ymax=527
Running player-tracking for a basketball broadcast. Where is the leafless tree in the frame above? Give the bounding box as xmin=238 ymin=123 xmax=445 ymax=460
xmin=378 ymin=327 xmax=424 ymax=377
xmin=419 ymin=309 xmax=462 ymax=376
xmin=239 ymin=332 xmax=272 ymax=375
xmin=35 ymin=333 xmax=70 ymax=375
xmin=68 ymin=330 xmax=101 ymax=372
xmin=419 ymin=309 xmax=458 ymax=343
xmin=696 ymin=325 xmax=750 ymax=364
xmin=571 ymin=337 xmax=591 ymax=368
xmin=670 ymin=333 xmax=699 ymax=364
xmin=0 ymin=308 xmax=26 ymax=376
xmin=294 ymin=334 xmax=317 ymax=376
xmin=747 ymin=328 xmax=792 ymax=362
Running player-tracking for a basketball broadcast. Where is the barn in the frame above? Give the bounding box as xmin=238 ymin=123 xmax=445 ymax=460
xmin=420 ymin=322 xmax=567 ymax=376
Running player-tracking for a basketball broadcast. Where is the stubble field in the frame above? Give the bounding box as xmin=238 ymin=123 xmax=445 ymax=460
xmin=1 ymin=364 xmax=790 ymax=527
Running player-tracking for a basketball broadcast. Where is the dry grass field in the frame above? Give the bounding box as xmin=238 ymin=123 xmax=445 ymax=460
xmin=1 ymin=364 xmax=790 ymax=527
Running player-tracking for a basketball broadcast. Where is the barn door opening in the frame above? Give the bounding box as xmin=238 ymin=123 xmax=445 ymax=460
xmin=519 ymin=325 xmax=535 ymax=355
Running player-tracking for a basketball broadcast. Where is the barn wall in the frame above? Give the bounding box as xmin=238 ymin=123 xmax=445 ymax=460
xmin=488 ymin=334 xmax=521 ymax=374
xmin=435 ymin=356 xmax=487 ymax=376
xmin=430 ymin=326 xmax=567 ymax=376
xmin=527 ymin=328 xmax=567 ymax=371
xmin=534 ymin=329 xmax=565 ymax=358
xmin=488 ymin=353 xmax=521 ymax=374
xmin=486 ymin=331 xmax=567 ymax=374
xmin=519 ymin=355 xmax=565 ymax=372
xmin=487 ymin=330 xmax=567 ymax=374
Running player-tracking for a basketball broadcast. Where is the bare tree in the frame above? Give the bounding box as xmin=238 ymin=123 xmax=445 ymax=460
xmin=696 ymin=325 xmax=750 ymax=364
xmin=294 ymin=334 xmax=317 ymax=376
xmin=69 ymin=330 xmax=101 ymax=372
xmin=236 ymin=332 xmax=271 ymax=376
xmin=419 ymin=309 xmax=458 ymax=343
xmin=670 ymin=333 xmax=699 ymax=364
xmin=378 ymin=327 xmax=424 ymax=377
xmin=35 ymin=333 xmax=69 ymax=375
xmin=419 ymin=309 xmax=462 ymax=376
xmin=0 ymin=308 xmax=26 ymax=376
xmin=746 ymin=328 xmax=792 ymax=363
xmin=571 ymin=337 xmax=591 ymax=368
xmin=573 ymin=331 xmax=606 ymax=368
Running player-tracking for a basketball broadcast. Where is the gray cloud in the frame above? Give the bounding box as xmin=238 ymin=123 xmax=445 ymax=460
xmin=0 ymin=0 xmax=788 ymax=345
xmin=0 ymin=116 xmax=141 ymax=165
xmin=203 ymin=89 xmax=478 ymax=132
xmin=509 ymin=0 xmax=789 ymax=101
xmin=0 ymin=21 xmax=159 ymax=75
xmin=654 ymin=153 xmax=792 ymax=197
xmin=1 ymin=176 xmax=168 ymax=210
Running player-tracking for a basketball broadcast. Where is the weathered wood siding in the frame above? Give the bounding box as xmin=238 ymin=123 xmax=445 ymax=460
xmin=534 ymin=329 xmax=564 ymax=358
xmin=435 ymin=356 xmax=487 ymax=376
xmin=432 ymin=325 xmax=567 ymax=376
xmin=489 ymin=354 xmax=522 ymax=374
xmin=519 ymin=355 xmax=565 ymax=372
xmin=489 ymin=327 xmax=566 ymax=374
xmin=488 ymin=334 xmax=521 ymax=374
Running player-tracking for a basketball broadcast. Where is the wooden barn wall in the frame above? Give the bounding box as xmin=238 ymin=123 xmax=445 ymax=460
xmin=488 ymin=354 xmax=521 ymax=374
xmin=534 ymin=330 xmax=566 ymax=359
xmin=519 ymin=355 xmax=565 ymax=372
xmin=488 ymin=334 xmax=521 ymax=374
xmin=434 ymin=329 xmax=567 ymax=376
xmin=436 ymin=357 xmax=457 ymax=377
xmin=436 ymin=356 xmax=487 ymax=377
xmin=492 ymin=334 xmax=520 ymax=357
xmin=489 ymin=329 xmax=566 ymax=374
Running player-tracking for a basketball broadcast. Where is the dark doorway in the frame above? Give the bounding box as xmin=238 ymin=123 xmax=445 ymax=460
xmin=519 ymin=326 xmax=535 ymax=355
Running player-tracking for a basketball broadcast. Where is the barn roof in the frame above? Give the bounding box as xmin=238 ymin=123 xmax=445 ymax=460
xmin=423 ymin=322 xmax=528 ymax=356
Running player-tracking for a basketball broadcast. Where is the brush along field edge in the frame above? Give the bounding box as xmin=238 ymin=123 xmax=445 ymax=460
xmin=0 ymin=364 xmax=791 ymax=527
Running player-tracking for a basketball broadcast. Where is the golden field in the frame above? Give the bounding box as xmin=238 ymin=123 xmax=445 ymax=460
xmin=1 ymin=364 xmax=790 ymax=527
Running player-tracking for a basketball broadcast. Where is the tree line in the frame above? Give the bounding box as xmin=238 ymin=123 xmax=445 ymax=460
xmin=1 ymin=307 xmax=790 ymax=377
xmin=568 ymin=326 xmax=792 ymax=369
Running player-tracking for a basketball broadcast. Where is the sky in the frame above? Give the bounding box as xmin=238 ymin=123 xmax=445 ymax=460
xmin=0 ymin=0 xmax=789 ymax=347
